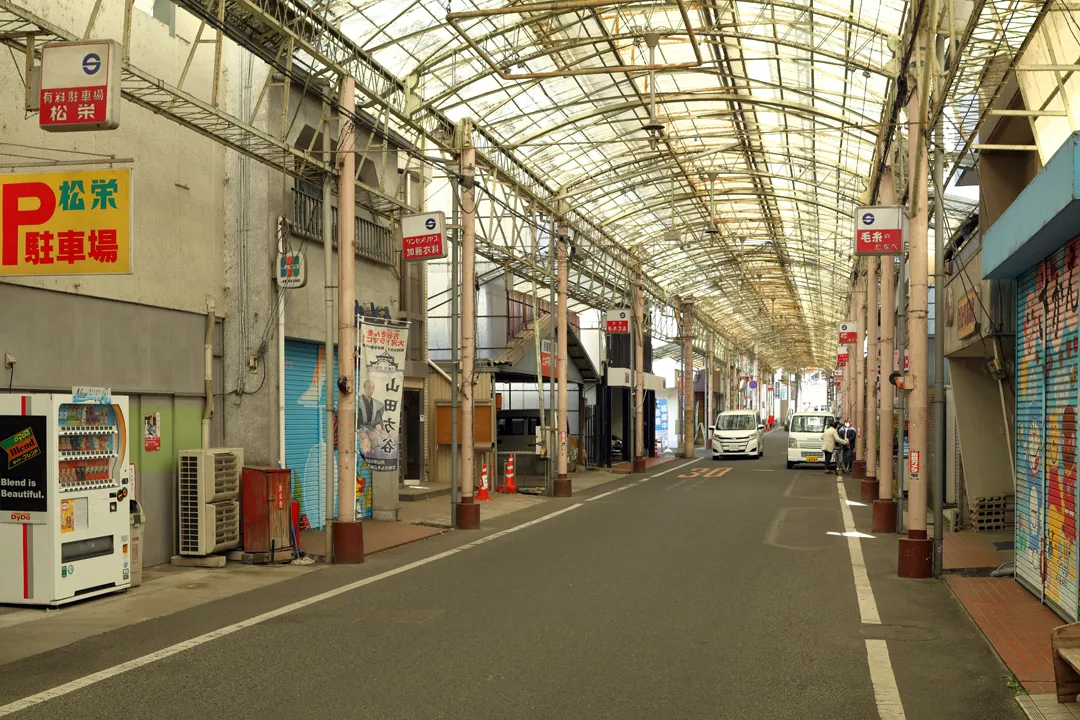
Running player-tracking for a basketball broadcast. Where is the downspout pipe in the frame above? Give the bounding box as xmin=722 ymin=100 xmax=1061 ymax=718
xmin=203 ymin=299 xmax=214 ymax=449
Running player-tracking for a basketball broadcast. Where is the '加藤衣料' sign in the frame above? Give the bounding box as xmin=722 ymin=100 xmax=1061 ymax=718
xmin=401 ymin=211 xmax=446 ymax=261
xmin=854 ymin=206 xmax=903 ymax=255
xmin=0 ymin=169 xmax=132 ymax=276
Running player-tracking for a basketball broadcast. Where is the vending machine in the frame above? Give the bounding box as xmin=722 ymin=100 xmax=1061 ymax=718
xmin=0 ymin=391 xmax=132 ymax=606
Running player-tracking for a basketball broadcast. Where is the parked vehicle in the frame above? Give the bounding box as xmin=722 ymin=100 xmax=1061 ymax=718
xmin=711 ymin=410 xmax=765 ymax=460
xmin=785 ymin=411 xmax=833 ymax=469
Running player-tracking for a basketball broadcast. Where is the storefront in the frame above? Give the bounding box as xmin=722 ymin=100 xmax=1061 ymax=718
xmin=983 ymin=134 xmax=1080 ymax=619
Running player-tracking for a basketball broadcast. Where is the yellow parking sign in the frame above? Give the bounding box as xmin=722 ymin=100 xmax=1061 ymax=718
xmin=0 ymin=168 xmax=132 ymax=276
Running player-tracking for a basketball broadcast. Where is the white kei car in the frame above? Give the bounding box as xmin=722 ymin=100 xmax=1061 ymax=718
xmin=711 ymin=410 xmax=765 ymax=459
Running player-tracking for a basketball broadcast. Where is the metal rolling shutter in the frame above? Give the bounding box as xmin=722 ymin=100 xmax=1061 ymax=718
xmin=1043 ymin=239 xmax=1079 ymax=619
xmin=1015 ymin=265 xmax=1045 ymax=594
xmin=285 ymin=340 xmax=337 ymax=530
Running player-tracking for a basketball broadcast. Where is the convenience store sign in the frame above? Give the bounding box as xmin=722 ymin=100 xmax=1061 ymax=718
xmin=0 ymin=169 xmax=132 ymax=276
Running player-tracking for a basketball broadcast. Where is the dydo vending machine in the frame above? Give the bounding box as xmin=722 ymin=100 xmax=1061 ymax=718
xmin=0 ymin=391 xmax=132 ymax=606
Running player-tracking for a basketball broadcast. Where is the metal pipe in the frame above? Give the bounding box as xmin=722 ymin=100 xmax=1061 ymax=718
xmin=555 ymin=222 xmax=570 ymax=493
xmin=682 ymin=297 xmax=694 ymax=459
xmin=277 ymin=232 xmax=286 ymax=468
xmin=450 ymin=160 xmax=460 ymax=526
xmin=460 ymin=133 xmax=477 ymax=509
xmin=878 ymin=172 xmax=896 ymax=506
xmin=854 ymin=263 xmax=866 ymax=469
xmin=322 ymin=95 xmax=335 ymax=561
xmin=866 ymin=256 xmax=879 ymax=483
xmin=896 ymin=240 xmax=908 ymax=533
xmin=336 ymin=75 xmax=357 ymax=530
xmin=634 ymin=274 xmax=645 ymax=463
xmin=906 ymin=43 xmax=931 ymax=544
xmin=932 ymin=35 xmax=947 ymax=574
xmin=203 ymin=299 xmax=214 ymax=450
xmin=548 ymin=218 xmax=557 ymax=493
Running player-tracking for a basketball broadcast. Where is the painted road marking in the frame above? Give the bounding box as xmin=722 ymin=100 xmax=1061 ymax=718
xmin=585 ymin=459 xmax=700 ymax=501
xmin=677 ymin=466 xmax=732 ymax=479
xmin=835 ymin=477 xmax=906 ymax=720
xmin=0 ymin=502 xmax=588 ymax=716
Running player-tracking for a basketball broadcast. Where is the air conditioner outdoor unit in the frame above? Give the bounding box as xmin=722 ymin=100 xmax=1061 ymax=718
xmin=178 ymin=448 xmax=245 ymax=556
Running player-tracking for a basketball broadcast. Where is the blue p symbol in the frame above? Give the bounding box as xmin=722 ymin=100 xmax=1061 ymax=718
xmin=83 ymin=53 xmax=101 ymax=75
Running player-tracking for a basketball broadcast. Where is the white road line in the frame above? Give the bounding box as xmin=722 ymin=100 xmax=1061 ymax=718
xmin=865 ymin=639 xmax=907 ymax=720
xmin=835 ymin=478 xmax=906 ymax=720
xmin=681 ymin=478 xmax=706 ymax=492
xmin=836 ymin=478 xmax=880 ymax=625
xmin=0 ymin=503 xmax=585 ymax=717
xmin=585 ymin=459 xmax=698 ymax=501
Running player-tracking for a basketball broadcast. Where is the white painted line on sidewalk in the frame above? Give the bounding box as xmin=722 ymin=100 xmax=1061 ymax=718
xmin=836 ymin=478 xmax=880 ymax=625
xmin=835 ymin=478 xmax=906 ymax=720
xmin=0 ymin=502 xmax=585 ymax=717
xmin=865 ymin=639 xmax=907 ymax=720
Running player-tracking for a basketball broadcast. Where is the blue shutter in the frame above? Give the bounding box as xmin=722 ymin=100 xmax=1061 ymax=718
xmin=1042 ymin=239 xmax=1079 ymax=620
xmin=1016 ymin=265 xmax=1044 ymax=594
xmin=284 ymin=340 xmax=372 ymax=529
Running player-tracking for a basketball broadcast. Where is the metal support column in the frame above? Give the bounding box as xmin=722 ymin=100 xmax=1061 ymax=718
xmin=554 ymin=220 xmax=572 ymax=496
xmin=456 ymin=122 xmax=480 ymax=529
xmin=874 ymin=170 xmax=899 ymax=534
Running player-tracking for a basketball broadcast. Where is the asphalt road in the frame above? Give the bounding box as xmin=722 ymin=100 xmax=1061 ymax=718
xmin=0 ymin=432 xmax=1024 ymax=719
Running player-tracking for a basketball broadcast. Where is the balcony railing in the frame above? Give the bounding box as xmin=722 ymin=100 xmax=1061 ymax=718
xmin=292 ymin=189 xmax=397 ymax=268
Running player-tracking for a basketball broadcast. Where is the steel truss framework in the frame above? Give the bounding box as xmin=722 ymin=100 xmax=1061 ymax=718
xmin=0 ymin=0 xmax=1050 ymax=370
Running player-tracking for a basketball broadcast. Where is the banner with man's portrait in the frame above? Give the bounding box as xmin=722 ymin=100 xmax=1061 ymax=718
xmin=355 ymin=320 xmax=409 ymax=473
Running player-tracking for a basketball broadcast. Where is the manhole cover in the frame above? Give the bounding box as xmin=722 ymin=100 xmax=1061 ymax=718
xmin=859 ymin=625 xmax=941 ymax=642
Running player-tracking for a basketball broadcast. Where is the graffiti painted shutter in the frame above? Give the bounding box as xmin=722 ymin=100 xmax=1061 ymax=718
xmin=1043 ymin=240 xmax=1079 ymax=620
xmin=284 ymin=340 xmax=338 ymax=530
xmin=1015 ymin=265 xmax=1045 ymax=594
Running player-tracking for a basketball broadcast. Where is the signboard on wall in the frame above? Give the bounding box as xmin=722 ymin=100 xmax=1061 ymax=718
xmin=957 ymin=289 xmax=979 ymax=339
xmin=837 ymin=347 xmax=849 ymax=366
xmin=0 ymin=169 xmax=132 ymax=276
xmin=277 ymin=251 xmax=307 ymax=288
xmin=401 ymin=211 xmax=447 ymax=261
xmin=39 ymin=41 xmax=121 ymax=132
xmin=605 ymin=308 xmax=630 ymax=334
xmin=854 ymin=206 xmax=903 ymax=255
xmin=0 ymin=416 xmax=49 ymax=524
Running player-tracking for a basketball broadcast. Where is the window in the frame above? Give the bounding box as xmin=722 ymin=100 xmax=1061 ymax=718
xmin=790 ymin=416 xmax=827 ymax=433
xmin=715 ymin=414 xmax=755 ymax=431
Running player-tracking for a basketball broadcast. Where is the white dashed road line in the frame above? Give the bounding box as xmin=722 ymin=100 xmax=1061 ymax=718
xmin=835 ymin=477 xmax=907 ymax=720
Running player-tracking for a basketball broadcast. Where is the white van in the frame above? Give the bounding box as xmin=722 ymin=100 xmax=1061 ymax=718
xmin=785 ymin=411 xmax=834 ymax=469
xmin=711 ymin=410 xmax=764 ymax=460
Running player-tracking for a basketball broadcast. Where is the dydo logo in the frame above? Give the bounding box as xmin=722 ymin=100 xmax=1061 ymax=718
xmin=9 ymin=512 xmax=31 ymax=522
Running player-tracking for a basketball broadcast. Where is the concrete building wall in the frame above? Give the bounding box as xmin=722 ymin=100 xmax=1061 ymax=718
xmin=0 ymin=0 xmax=226 ymax=313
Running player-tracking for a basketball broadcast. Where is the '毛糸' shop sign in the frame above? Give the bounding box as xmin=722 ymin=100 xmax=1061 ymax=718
xmin=0 ymin=169 xmax=132 ymax=276
xmin=0 ymin=415 xmax=49 ymax=524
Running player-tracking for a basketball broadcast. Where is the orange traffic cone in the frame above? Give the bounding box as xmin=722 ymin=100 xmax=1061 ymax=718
xmin=477 ymin=462 xmax=491 ymax=501
xmin=505 ymin=454 xmax=518 ymax=494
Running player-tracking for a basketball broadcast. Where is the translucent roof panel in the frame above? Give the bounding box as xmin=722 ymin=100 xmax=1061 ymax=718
xmin=334 ymin=0 xmax=910 ymax=367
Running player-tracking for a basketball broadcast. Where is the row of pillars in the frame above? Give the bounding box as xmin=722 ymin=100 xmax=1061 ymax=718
xmin=847 ymin=20 xmax=939 ymax=579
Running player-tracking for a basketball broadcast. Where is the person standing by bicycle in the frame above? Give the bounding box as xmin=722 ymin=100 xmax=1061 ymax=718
xmin=822 ymin=418 xmax=848 ymax=474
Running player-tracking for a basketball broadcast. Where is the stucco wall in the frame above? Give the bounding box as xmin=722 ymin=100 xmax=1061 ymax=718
xmin=0 ymin=0 xmax=226 ymax=314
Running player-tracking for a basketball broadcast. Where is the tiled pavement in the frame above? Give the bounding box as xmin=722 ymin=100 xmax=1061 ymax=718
xmin=943 ymin=530 xmax=1014 ymax=571
xmin=947 ymin=576 xmax=1064 ymax=696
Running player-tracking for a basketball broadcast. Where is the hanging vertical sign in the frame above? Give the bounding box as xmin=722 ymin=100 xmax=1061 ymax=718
xmin=356 ymin=321 xmax=410 ymax=474
xmin=541 ymin=339 xmax=553 ymax=377
xmin=39 ymin=41 xmax=122 ymax=132
xmin=854 ymin=206 xmax=904 ymax=255
xmin=401 ymin=211 xmax=447 ymax=261
xmin=837 ymin=347 xmax=849 ymax=367
xmin=839 ymin=322 xmax=857 ymax=344
xmin=605 ymin=309 xmax=630 ymax=334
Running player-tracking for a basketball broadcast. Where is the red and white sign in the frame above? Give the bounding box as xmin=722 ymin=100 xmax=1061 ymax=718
xmin=833 ymin=369 xmax=843 ymax=378
xmin=894 ymin=347 xmax=910 ymax=372
xmin=837 ymin=347 xmax=849 ymax=366
xmin=39 ymin=41 xmax=121 ymax=132
xmin=854 ymin=205 xmax=903 ymax=255
xmin=834 ymin=379 xmax=841 ymax=387
xmin=839 ymin=322 xmax=857 ymax=344
xmin=605 ymin=308 xmax=630 ymax=334
xmin=401 ymin=211 xmax=447 ymax=261
xmin=909 ymin=450 xmax=921 ymax=476
xmin=541 ymin=339 xmax=553 ymax=377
